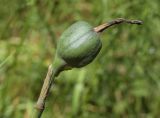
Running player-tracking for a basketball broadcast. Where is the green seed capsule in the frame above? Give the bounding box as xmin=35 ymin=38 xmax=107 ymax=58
xmin=53 ymin=18 xmax=142 ymax=70
xmin=57 ymin=21 xmax=102 ymax=68
xmin=35 ymin=19 xmax=142 ymax=117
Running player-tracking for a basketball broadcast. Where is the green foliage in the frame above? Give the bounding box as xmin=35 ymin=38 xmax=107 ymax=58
xmin=0 ymin=0 xmax=160 ymax=118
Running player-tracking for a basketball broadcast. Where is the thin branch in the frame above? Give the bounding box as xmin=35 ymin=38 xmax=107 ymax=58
xmin=94 ymin=18 xmax=143 ymax=33
xmin=34 ymin=61 xmax=66 ymax=118
xmin=34 ymin=65 xmax=54 ymax=118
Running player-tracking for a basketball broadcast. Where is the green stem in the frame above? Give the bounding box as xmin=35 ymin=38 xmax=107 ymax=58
xmin=34 ymin=65 xmax=54 ymax=118
xmin=34 ymin=56 xmax=67 ymax=118
xmin=94 ymin=18 xmax=143 ymax=33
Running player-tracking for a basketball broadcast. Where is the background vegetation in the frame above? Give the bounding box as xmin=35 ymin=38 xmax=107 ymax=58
xmin=0 ymin=0 xmax=160 ymax=118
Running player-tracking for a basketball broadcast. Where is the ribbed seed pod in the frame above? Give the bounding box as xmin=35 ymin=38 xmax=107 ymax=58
xmin=35 ymin=18 xmax=142 ymax=117
xmin=57 ymin=21 xmax=102 ymax=68
xmin=53 ymin=18 xmax=142 ymax=70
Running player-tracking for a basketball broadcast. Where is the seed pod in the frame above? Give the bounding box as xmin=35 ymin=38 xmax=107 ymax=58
xmin=54 ymin=18 xmax=142 ymax=69
xmin=57 ymin=21 xmax=102 ymax=68
xmin=35 ymin=19 xmax=142 ymax=117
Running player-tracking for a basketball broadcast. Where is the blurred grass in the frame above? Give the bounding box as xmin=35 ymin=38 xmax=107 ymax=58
xmin=0 ymin=0 xmax=160 ymax=118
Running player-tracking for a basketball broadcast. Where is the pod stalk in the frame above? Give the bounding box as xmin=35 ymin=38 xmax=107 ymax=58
xmin=94 ymin=18 xmax=143 ymax=33
xmin=35 ymin=56 xmax=67 ymax=118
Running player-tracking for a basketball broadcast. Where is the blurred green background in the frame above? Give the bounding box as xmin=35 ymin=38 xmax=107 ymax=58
xmin=0 ymin=0 xmax=160 ymax=118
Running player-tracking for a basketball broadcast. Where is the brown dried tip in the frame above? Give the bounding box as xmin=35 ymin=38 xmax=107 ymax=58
xmin=94 ymin=18 xmax=143 ymax=33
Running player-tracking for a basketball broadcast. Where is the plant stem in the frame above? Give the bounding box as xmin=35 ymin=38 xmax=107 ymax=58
xmin=34 ymin=65 xmax=54 ymax=118
xmin=34 ymin=54 xmax=67 ymax=118
xmin=94 ymin=18 xmax=143 ymax=33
